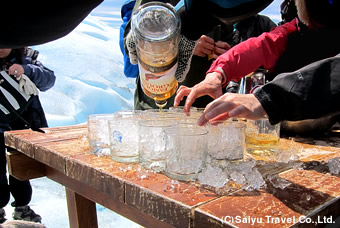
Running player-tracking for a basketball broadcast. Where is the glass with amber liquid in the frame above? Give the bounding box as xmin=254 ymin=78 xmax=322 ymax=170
xmin=132 ymin=2 xmax=180 ymax=109
xmin=246 ymin=117 xmax=280 ymax=156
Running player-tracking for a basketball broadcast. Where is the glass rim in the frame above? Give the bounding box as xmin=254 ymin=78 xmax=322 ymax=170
xmin=87 ymin=113 xmax=115 ymax=120
xmin=138 ymin=119 xmax=178 ymax=127
xmin=165 ymin=125 xmax=208 ymax=136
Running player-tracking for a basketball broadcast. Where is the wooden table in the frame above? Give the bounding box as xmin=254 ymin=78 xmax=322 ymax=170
xmin=4 ymin=125 xmax=340 ymax=228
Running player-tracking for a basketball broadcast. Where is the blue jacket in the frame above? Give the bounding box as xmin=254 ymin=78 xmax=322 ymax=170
xmin=120 ymin=0 xmax=139 ymax=78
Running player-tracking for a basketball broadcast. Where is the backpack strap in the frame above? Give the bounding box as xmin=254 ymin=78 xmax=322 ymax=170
xmin=0 ymin=90 xmax=44 ymax=133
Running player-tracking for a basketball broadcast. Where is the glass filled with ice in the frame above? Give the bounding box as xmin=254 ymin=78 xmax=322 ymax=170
xmin=138 ymin=119 xmax=178 ymax=172
xmin=207 ymin=120 xmax=246 ymax=162
xmin=165 ymin=124 xmax=208 ymax=181
xmin=108 ymin=110 xmax=143 ymax=163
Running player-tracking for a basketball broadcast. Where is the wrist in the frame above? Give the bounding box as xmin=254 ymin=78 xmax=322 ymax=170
xmin=205 ymin=71 xmax=223 ymax=84
xmin=207 ymin=67 xmax=227 ymax=85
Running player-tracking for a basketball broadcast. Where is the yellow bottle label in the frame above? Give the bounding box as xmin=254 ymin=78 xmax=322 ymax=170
xmin=139 ymin=62 xmax=178 ymax=95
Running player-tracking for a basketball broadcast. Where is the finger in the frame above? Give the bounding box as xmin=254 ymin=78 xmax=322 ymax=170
xmin=197 ymin=100 xmax=222 ymax=126
xmin=210 ymin=112 xmax=230 ymax=122
xmin=202 ymin=35 xmax=215 ymax=45
xmin=197 ymin=114 xmax=209 ymax=126
xmin=228 ymin=105 xmax=248 ymax=118
xmin=204 ymin=100 xmax=236 ymax=121
xmin=195 ymin=51 xmax=206 ymax=57
xmin=228 ymin=104 xmax=262 ymax=120
xmin=174 ymin=87 xmax=191 ymax=106
xmin=204 ymin=42 xmax=215 ymax=52
xmin=202 ymin=47 xmax=214 ymax=56
xmin=184 ymin=88 xmax=200 ymax=112
xmin=214 ymin=46 xmax=228 ymax=56
xmin=176 ymin=85 xmax=188 ymax=94
xmin=215 ymin=41 xmax=231 ymax=50
xmin=184 ymin=96 xmax=196 ymax=113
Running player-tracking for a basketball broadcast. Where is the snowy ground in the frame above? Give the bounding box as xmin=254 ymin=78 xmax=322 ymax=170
xmin=4 ymin=0 xmax=283 ymax=227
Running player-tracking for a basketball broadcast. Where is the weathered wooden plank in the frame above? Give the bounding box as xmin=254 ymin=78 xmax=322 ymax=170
xmin=67 ymin=154 xmax=218 ymax=227
xmin=4 ymin=125 xmax=88 ymax=158
xmin=32 ymin=138 xmax=91 ymax=174
xmin=65 ymin=188 xmax=98 ymax=228
xmin=120 ymin=167 xmax=217 ymax=227
xmin=5 ymin=131 xmax=38 ymax=157
xmin=6 ymin=150 xmax=46 ymax=181
xmin=125 ymin=184 xmax=193 ymax=227
xmin=4 ymin=129 xmax=33 ymax=151
xmin=65 ymin=154 xmax=124 ymax=202
xmin=194 ymin=169 xmax=340 ymax=228
xmin=46 ymin=166 xmax=174 ymax=228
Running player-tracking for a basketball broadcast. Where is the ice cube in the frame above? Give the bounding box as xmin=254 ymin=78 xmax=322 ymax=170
xmin=230 ymin=172 xmax=246 ymax=185
xmin=163 ymin=179 xmax=182 ymax=193
xmin=267 ymin=174 xmax=292 ymax=189
xmin=328 ymin=157 xmax=340 ymax=175
xmin=198 ymin=165 xmax=229 ymax=188
xmin=244 ymin=168 xmax=266 ymax=191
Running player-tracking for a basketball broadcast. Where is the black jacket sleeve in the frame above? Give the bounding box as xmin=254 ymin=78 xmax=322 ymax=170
xmin=254 ymin=54 xmax=340 ymax=124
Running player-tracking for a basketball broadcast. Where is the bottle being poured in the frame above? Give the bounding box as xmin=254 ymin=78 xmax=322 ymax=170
xmin=131 ymin=2 xmax=181 ymax=109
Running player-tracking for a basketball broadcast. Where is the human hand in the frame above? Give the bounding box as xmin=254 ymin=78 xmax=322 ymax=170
xmin=8 ymin=64 xmax=24 ymax=77
xmin=174 ymin=72 xmax=223 ymax=112
xmin=194 ymin=35 xmax=215 ymax=57
xmin=197 ymin=93 xmax=267 ymax=126
xmin=210 ymin=41 xmax=231 ymax=59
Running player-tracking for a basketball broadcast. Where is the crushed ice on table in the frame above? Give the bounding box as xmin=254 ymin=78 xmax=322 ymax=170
xmin=230 ymin=172 xmax=246 ymax=186
xmin=136 ymin=167 xmax=155 ymax=180
xmin=198 ymin=165 xmax=229 ymax=189
xmin=119 ymin=165 xmax=133 ymax=172
xmin=148 ymin=161 xmax=165 ymax=173
xmin=267 ymin=174 xmax=292 ymax=189
xmin=327 ymin=157 xmax=340 ymax=175
xmin=163 ymin=179 xmax=182 ymax=193
xmin=92 ymin=146 xmax=110 ymax=157
xmin=197 ymin=158 xmax=266 ymax=191
xmin=275 ymin=146 xmax=300 ymax=163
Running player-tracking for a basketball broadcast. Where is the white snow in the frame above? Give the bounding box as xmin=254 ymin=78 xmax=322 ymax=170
xmin=3 ymin=0 xmax=282 ymax=227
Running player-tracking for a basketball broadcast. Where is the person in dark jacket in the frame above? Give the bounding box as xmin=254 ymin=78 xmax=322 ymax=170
xmin=197 ymin=54 xmax=340 ymax=126
xmin=123 ymin=0 xmax=276 ymax=110
xmin=0 ymin=47 xmax=56 ymax=224
xmin=176 ymin=0 xmax=340 ymax=116
xmin=187 ymin=0 xmax=340 ymax=128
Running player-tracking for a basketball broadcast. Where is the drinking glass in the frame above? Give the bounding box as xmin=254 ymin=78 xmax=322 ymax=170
xmin=207 ymin=120 xmax=246 ymax=161
xmin=143 ymin=109 xmax=182 ymax=120
xmin=246 ymin=117 xmax=280 ymax=156
xmin=108 ymin=111 xmax=142 ymax=163
xmin=138 ymin=119 xmax=178 ymax=172
xmin=165 ymin=124 xmax=208 ymax=180
xmin=87 ymin=114 xmax=115 ymax=156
